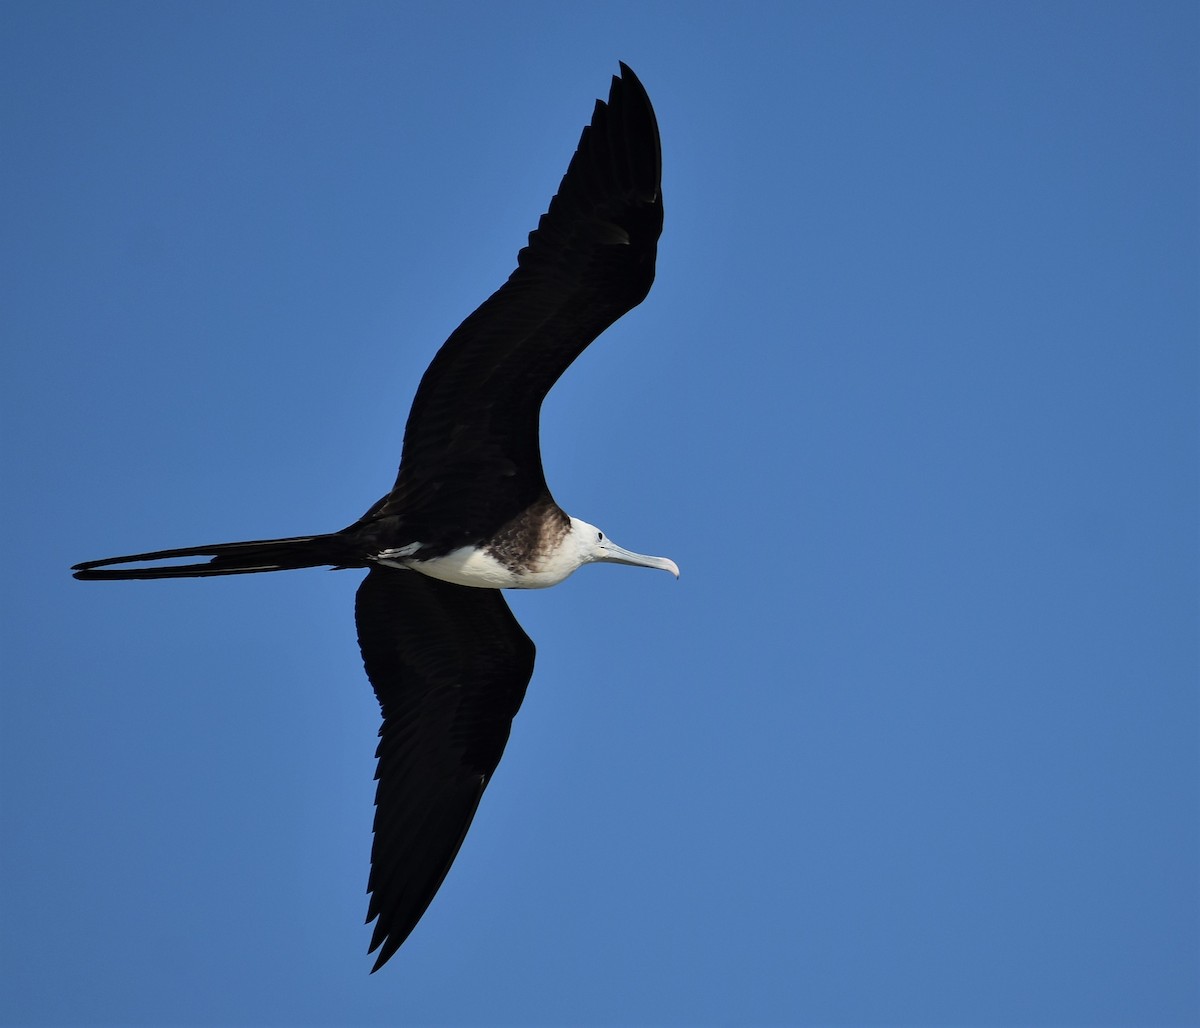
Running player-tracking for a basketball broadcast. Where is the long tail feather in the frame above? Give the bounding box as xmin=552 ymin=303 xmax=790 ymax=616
xmin=72 ymin=533 xmax=346 ymax=580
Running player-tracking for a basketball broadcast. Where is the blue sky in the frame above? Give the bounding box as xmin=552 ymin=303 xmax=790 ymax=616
xmin=2 ymin=2 xmax=1196 ymax=1024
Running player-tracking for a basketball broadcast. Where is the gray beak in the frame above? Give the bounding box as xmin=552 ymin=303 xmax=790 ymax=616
xmin=595 ymin=538 xmax=680 ymax=578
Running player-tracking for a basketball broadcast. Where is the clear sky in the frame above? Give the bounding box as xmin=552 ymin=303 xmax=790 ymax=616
xmin=2 ymin=2 xmax=1196 ymax=1025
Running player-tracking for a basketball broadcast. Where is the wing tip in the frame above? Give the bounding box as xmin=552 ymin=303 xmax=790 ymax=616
xmin=615 ymin=61 xmax=647 ymax=95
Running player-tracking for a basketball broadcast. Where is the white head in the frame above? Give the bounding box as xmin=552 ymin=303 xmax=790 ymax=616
xmin=565 ymin=516 xmax=680 ymax=580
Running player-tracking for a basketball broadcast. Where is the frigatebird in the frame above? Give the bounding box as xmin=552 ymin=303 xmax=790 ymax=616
xmin=72 ymin=63 xmax=675 ymax=970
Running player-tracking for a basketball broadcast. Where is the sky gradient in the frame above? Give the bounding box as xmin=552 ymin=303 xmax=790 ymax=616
xmin=3 ymin=2 xmax=1197 ymax=1025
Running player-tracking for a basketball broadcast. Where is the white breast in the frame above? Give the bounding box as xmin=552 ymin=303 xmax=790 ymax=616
xmin=375 ymin=544 xmax=580 ymax=590
xmin=374 ymin=544 xmax=556 ymax=585
xmin=403 ymin=546 xmax=523 ymax=589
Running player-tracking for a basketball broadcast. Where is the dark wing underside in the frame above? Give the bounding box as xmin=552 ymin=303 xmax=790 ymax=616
xmin=379 ymin=63 xmax=663 ymax=537
xmin=354 ymin=568 xmax=536 ymax=971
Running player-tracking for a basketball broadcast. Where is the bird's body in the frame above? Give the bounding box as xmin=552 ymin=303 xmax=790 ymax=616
xmin=73 ymin=63 xmax=674 ymax=971
xmin=377 ymin=515 xmax=663 ymax=590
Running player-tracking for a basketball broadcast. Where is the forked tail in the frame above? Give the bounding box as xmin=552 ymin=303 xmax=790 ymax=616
xmin=72 ymin=532 xmax=348 ymax=581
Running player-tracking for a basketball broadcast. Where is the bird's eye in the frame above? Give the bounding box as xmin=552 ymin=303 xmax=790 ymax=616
xmin=597 ymin=531 xmax=604 ymax=541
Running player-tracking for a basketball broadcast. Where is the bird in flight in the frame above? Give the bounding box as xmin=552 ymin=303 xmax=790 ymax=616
xmin=73 ymin=63 xmax=675 ymax=971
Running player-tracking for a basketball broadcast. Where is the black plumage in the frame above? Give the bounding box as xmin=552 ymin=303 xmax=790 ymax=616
xmin=355 ymin=570 xmax=535 ymax=969
xmin=73 ymin=63 xmax=666 ymax=970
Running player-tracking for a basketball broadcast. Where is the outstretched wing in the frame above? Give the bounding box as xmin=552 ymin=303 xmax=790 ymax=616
xmin=354 ymin=568 xmax=536 ymax=970
xmin=381 ymin=63 xmax=663 ymax=535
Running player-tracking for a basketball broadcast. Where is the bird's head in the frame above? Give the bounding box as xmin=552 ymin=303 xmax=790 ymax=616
xmin=567 ymin=517 xmax=679 ymax=579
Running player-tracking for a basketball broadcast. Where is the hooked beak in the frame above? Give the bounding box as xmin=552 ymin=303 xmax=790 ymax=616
xmin=595 ymin=538 xmax=680 ymax=579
